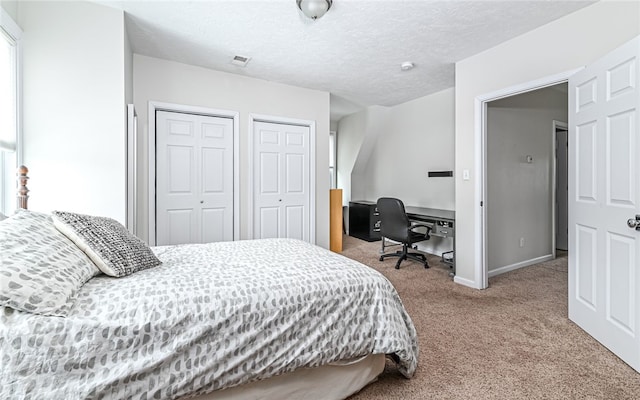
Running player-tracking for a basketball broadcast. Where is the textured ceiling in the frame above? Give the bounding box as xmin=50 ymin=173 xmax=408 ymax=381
xmin=98 ymin=0 xmax=595 ymax=122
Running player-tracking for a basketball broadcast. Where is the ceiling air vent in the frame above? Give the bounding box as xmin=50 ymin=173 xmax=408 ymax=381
xmin=231 ymin=55 xmax=251 ymax=67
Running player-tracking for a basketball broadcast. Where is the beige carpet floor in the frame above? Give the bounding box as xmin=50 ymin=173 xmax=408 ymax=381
xmin=340 ymin=236 xmax=640 ymax=399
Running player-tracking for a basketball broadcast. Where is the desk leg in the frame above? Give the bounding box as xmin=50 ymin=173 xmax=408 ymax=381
xmin=451 ymin=235 xmax=456 ymax=278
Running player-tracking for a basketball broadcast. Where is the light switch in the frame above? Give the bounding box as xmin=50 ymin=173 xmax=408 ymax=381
xmin=463 ymin=169 xmax=470 ymax=180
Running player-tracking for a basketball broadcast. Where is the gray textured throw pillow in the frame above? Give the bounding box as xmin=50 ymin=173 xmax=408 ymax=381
xmin=52 ymin=211 xmax=162 ymax=277
xmin=0 ymin=209 xmax=100 ymax=316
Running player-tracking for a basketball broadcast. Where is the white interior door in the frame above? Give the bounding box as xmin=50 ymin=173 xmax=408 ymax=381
xmin=569 ymin=36 xmax=640 ymax=371
xmin=253 ymin=120 xmax=310 ymax=242
xmin=156 ymin=110 xmax=234 ymax=245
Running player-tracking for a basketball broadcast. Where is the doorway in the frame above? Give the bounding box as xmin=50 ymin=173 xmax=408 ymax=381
xmin=476 ymin=69 xmax=580 ymax=288
xmin=484 ymin=84 xmax=568 ymax=278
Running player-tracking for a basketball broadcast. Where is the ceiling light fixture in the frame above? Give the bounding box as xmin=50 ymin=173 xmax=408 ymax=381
xmin=297 ymin=0 xmax=333 ymax=20
xmin=400 ymin=61 xmax=414 ymax=71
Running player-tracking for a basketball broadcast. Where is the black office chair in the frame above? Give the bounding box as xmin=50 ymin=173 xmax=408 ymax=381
xmin=377 ymin=197 xmax=432 ymax=269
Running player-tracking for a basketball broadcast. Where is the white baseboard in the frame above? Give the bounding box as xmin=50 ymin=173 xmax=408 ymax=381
xmin=488 ymin=254 xmax=554 ymax=278
xmin=454 ymin=275 xmax=482 ymax=289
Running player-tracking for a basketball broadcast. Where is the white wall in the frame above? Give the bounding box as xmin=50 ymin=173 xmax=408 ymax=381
xmin=338 ymin=88 xmax=455 ymax=209
xmin=363 ymin=88 xmax=455 ymax=210
xmin=124 ymin=18 xmax=134 ymax=229
xmin=17 ymin=1 xmax=128 ymax=221
xmin=487 ymin=85 xmax=567 ymax=273
xmin=454 ymin=0 xmax=640 ymax=287
xmin=124 ymin=25 xmax=133 ymax=107
xmin=133 ymin=55 xmax=331 ymax=248
xmin=336 ymin=107 xmax=368 ymax=207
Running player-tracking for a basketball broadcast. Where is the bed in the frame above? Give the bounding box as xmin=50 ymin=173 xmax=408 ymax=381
xmin=0 ymin=167 xmax=419 ymax=400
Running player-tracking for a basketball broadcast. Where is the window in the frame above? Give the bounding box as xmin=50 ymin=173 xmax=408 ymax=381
xmin=0 ymin=9 xmax=21 ymax=214
xmin=329 ymin=131 xmax=337 ymax=189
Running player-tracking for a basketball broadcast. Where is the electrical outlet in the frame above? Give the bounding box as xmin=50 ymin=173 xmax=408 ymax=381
xmin=519 ymin=237 xmax=525 ymax=248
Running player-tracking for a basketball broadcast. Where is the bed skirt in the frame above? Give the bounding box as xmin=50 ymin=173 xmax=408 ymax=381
xmin=189 ymin=353 xmax=386 ymax=400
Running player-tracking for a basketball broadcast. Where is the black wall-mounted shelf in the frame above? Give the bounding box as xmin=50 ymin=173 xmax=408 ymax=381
xmin=428 ymin=170 xmax=453 ymax=178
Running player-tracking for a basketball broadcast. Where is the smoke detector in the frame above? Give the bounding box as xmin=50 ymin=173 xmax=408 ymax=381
xmin=231 ymin=55 xmax=251 ymax=67
xmin=400 ymin=61 xmax=414 ymax=71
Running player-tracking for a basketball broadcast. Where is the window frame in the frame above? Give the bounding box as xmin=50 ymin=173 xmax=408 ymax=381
xmin=0 ymin=8 xmax=22 ymax=214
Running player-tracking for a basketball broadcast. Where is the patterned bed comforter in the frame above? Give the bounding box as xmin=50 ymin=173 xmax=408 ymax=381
xmin=1 ymin=238 xmax=418 ymax=400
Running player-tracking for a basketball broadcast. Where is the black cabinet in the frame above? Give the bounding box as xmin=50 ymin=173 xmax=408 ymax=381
xmin=348 ymin=201 xmax=381 ymax=242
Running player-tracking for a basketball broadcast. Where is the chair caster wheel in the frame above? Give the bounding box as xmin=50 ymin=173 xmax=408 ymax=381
xmin=395 ymin=265 xmax=400 ymax=270
xmin=379 ymin=256 xmax=384 ymax=261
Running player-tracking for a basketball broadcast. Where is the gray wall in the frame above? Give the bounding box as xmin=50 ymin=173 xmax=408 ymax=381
xmin=486 ymin=85 xmax=567 ymax=273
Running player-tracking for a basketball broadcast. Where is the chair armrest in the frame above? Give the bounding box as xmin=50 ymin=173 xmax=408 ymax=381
xmin=409 ymin=223 xmax=432 ymax=231
xmin=409 ymin=223 xmax=432 ymax=239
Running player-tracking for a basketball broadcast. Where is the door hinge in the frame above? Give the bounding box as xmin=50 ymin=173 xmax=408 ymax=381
xmin=480 ymin=201 xmax=484 ymax=207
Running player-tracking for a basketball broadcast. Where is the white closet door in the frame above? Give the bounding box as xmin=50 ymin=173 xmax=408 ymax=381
xmin=156 ymin=111 xmax=234 ymax=245
xmin=253 ymin=121 xmax=310 ymax=242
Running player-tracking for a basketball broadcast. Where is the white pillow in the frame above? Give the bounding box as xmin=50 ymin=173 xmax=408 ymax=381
xmin=52 ymin=211 xmax=162 ymax=278
xmin=0 ymin=210 xmax=100 ymax=316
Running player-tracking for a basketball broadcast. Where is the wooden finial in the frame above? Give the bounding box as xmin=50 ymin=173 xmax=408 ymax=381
xmin=17 ymin=165 xmax=29 ymax=210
